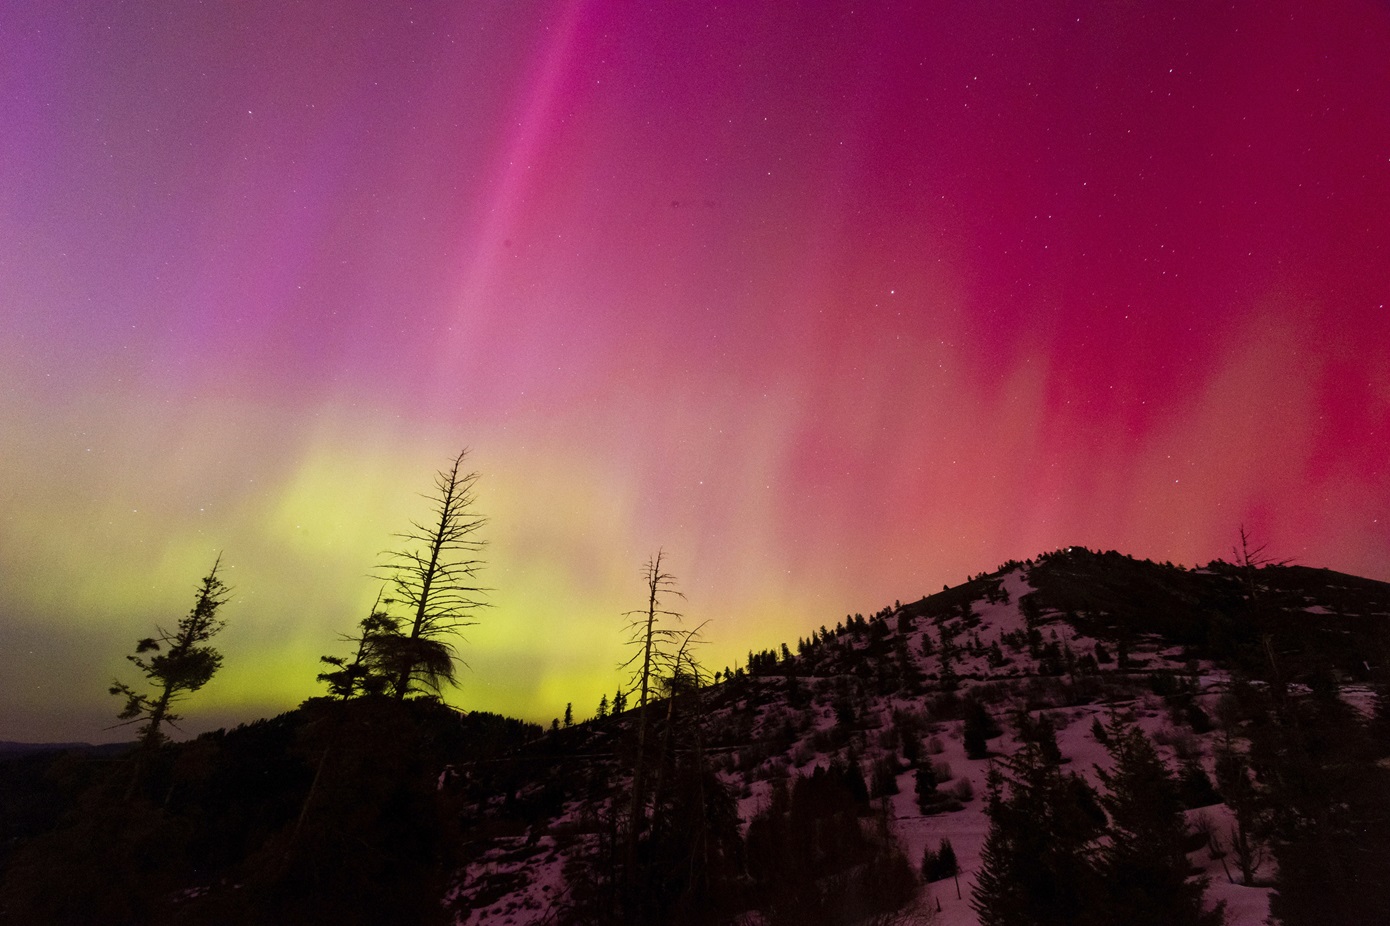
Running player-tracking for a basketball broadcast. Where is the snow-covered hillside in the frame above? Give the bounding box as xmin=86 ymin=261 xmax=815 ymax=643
xmin=443 ymin=548 xmax=1390 ymax=925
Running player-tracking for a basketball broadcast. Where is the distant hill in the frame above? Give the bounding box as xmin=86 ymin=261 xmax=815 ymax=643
xmin=0 ymin=740 xmax=132 ymax=759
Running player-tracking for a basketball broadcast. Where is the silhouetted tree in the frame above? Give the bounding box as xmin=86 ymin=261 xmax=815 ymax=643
xmin=1253 ymin=670 xmax=1390 ymax=924
xmin=914 ymin=764 xmax=941 ymax=814
xmin=923 ymin=836 xmax=959 ymax=881
xmin=110 ymin=558 xmax=231 ymax=749
xmin=1015 ymin=710 xmax=1063 ymax=767
xmin=870 ymin=754 xmax=900 ymax=798
xmin=746 ymin=762 xmax=915 ymax=924
xmin=972 ymin=724 xmax=1105 ymax=926
xmin=375 ymin=449 xmax=487 ymax=699
xmin=963 ymin=698 xmax=1000 ymax=759
xmin=1096 ymin=719 xmax=1222 ymax=926
xmin=1177 ymin=757 xmax=1221 ymax=809
xmin=1231 ymin=524 xmax=1288 ymax=605
xmin=640 ymin=632 xmax=738 ymax=924
xmin=785 ymin=664 xmax=806 ymax=707
xmin=1091 ymin=716 xmax=1109 ymax=744
xmin=317 ymin=600 xmax=401 ymax=699
xmin=619 ymin=550 xmax=685 ymax=909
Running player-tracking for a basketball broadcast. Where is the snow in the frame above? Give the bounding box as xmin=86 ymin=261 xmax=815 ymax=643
xmin=444 ymin=563 xmax=1284 ymax=925
xmin=878 ymin=699 xmax=1273 ymax=926
xmin=447 ymin=833 xmax=571 ymax=925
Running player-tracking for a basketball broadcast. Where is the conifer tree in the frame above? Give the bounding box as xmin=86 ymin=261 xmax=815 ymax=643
xmin=317 ymin=603 xmax=400 ymax=699
xmin=870 ymin=754 xmax=900 ymax=798
xmin=1091 ymin=716 xmax=1109 ymax=744
xmin=844 ymin=749 xmax=870 ymax=807
xmin=785 ymin=663 xmax=805 ymax=707
xmin=1176 ymin=757 xmax=1221 ymax=809
xmin=936 ymin=837 xmax=958 ymax=879
xmin=914 ymin=764 xmax=939 ymax=814
xmin=1254 ymin=673 xmax=1390 ymax=924
xmin=1015 ymin=709 xmax=1063 ymax=766
xmin=963 ymin=698 xmax=999 ymax=759
xmin=1096 ymin=720 xmax=1222 ymax=926
xmin=110 ymin=557 xmax=231 ymax=749
xmin=923 ymin=837 xmax=959 ymax=881
xmin=972 ymin=728 xmax=1105 ymax=926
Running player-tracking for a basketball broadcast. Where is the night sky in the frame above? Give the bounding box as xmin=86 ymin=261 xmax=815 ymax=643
xmin=3 ymin=1 xmax=1387 ymax=742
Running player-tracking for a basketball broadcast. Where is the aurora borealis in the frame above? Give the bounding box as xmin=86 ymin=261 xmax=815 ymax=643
xmin=2 ymin=1 xmax=1387 ymax=743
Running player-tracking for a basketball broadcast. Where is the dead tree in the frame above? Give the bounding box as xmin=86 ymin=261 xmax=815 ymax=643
xmin=376 ymin=449 xmax=488 ymax=699
xmin=619 ymin=550 xmax=685 ymax=904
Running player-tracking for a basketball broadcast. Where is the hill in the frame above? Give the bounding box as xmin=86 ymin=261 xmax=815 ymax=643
xmin=2 ymin=547 xmax=1388 ymax=925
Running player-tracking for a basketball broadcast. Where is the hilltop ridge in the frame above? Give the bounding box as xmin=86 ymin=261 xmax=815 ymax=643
xmin=3 ymin=547 xmax=1388 ymax=925
xmin=443 ymin=547 xmax=1389 ymax=924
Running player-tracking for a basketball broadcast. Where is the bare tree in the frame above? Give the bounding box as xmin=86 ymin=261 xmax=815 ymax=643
xmin=110 ymin=557 xmax=231 ymax=748
xmin=647 ymin=621 xmax=710 ymax=822
xmin=619 ymin=550 xmax=685 ymax=898
xmin=376 ymin=449 xmax=487 ymax=699
xmin=1232 ymin=524 xmax=1290 ymax=604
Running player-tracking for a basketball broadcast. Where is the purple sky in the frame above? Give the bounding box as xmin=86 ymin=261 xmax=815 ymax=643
xmin=2 ymin=0 xmax=1387 ymax=741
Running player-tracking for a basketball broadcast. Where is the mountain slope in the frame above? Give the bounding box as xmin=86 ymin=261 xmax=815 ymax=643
xmin=3 ymin=548 xmax=1386 ymax=924
xmin=445 ymin=549 xmax=1390 ymax=925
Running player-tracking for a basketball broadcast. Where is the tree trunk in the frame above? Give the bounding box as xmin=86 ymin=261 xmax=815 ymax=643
xmin=623 ymin=562 xmax=660 ymax=906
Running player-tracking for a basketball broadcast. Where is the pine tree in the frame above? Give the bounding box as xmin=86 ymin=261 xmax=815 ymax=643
xmin=936 ymin=837 xmax=958 ymax=879
xmin=923 ymin=837 xmax=959 ymax=881
xmin=1254 ymin=674 xmax=1390 ymax=924
xmin=870 ymin=754 xmax=901 ymax=798
xmin=110 ymin=558 xmax=231 ymax=749
xmin=972 ymin=730 xmax=1105 ymax=926
xmin=595 ymin=693 xmax=609 ymax=720
xmin=317 ymin=605 xmax=401 ymax=699
xmin=1096 ymin=720 xmax=1222 ymax=926
xmin=844 ymin=749 xmax=870 ymax=807
xmin=914 ymin=764 xmax=939 ymax=814
xmin=1176 ymin=757 xmax=1221 ymax=809
xmin=1015 ymin=710 xmax=1063 ymax=767
xmin=785 ymin=664 xmax=805 ymax=707
xmin=1214 ymin=746 xmax=1264 ymax=886
xmin=963 ymin=698 xmax=999 ymax=759
xmin=1091 ymin=716 xmax=1109 ymax=744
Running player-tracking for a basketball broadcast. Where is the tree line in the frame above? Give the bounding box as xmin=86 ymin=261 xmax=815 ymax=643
xmin=10 ymin=466 xmax=1388 ymax=925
